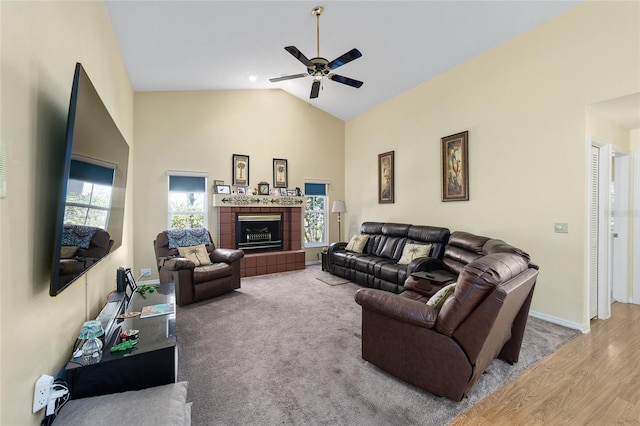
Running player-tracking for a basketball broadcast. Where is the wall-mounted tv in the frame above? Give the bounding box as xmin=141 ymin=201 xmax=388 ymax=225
xmin=50 ymin=63 xmax=129 ymax=296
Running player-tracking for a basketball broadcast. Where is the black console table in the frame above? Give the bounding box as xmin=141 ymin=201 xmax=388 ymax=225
xmin=65 ymin=283 xmax=177 ymax=399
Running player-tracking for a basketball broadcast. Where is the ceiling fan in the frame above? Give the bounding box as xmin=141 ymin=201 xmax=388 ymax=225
xmin=269 ymin=6 xmax=363 ymax=99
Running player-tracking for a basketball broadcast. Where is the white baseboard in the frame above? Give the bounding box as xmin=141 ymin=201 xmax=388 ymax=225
xmin=529 ymin=309 xmax=589 ymax=334
xmin=138 ymin=278 xmax=160 ymax=286
xmin=305 ymin=260 xmax=321 ymax=266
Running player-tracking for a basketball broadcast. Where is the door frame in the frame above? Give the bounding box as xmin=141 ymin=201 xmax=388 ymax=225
xmin=589 ymin=140 xmax=611 ymax=320
xmin=611 ymin=152 xmax=630 ymax=303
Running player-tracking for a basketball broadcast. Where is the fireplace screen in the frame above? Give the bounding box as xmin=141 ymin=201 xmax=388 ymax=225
xmin=236 ymin=213 xmax=283 ymax=252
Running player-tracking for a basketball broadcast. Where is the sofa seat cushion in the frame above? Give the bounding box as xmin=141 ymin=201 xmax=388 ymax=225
xmin=331 ymin=250 xmax=361 ymax=268
xmin=193 ymin=263 xmax=232 ymax=284
xmin=376 ymin=262 xmax=407 ymax=284
xmin=354 ymin=255 xmax=389 ymax=274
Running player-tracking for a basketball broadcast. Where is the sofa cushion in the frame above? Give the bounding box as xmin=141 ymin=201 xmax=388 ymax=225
xmin=374 ymin=236 xmax=404 ymax=259
xmin=345 ymin=234 xmax=369 ymax=253
xmin=398 ymin=243 xmax=432 ymax=265
xmin=54 ymin=382 xmax=191 ymax=426
xmin=60 ymin=246 xmax=78 ymax=259
xmin=426 ymin=283 xmax=456 ymax=310
xmin=193 ymin=262 xmax=232 ymax=284
xmin=178 ymin=244 xmax=212 ymax=267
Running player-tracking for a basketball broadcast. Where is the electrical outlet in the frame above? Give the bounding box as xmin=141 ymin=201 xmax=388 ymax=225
xmin=33 ymin=374 xmax=53 ymax=413
xmin=140 ymin=268 xmax=152 ymax=277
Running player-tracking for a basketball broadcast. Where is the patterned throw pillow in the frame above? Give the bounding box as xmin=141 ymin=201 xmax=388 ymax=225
xmin=345 ymin=234 xmax=369 ymax=253
xmin=177 ymin=244 xmax=212 ymax=266
xmin=426 ymin=283 xmax=456 ymax=311
xmin=398 ymin=243 xmax=432 ymax=265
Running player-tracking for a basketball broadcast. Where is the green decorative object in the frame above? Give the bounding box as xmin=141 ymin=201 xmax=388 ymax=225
xmin=136 ymin=284 xmax=158 ymax=298
xmin=110 ymin=339 xmax=139 ymax=353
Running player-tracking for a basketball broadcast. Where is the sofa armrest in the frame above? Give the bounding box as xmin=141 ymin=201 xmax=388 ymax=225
xmin=355 ymin=288 xmax=438 ymax=329
xmin=328 ymin=241 xmax=347 ymax=256
xmin=412 ymin=257 xmax=446 ymax=272
xmin=162 ymin=257 xmax=196 ymax=271
xmin=211 ymin=248 xmax=244 ymax=264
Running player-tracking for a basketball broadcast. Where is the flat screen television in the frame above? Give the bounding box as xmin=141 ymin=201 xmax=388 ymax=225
xmin=50 ymin=63 xmax=129 ymax=296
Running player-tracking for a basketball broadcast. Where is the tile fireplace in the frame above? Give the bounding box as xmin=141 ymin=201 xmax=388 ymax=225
xmin=216 ymin=199 xmax=305 ymax=277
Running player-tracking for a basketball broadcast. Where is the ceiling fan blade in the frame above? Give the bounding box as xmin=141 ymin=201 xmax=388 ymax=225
xmin=284 ymin=46 xmax=314 ymax=68
xmin=310 ymin=80 xmax=321 ymax=99
xmin=328 ymin=74 xmax=363 ymax=88
xmin=327 ymin=48 xmax=362 ymax=70
xmin=269 ymin=73 xmax=308 ymax=83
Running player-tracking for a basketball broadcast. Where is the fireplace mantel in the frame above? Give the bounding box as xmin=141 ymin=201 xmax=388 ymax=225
xmin=212 ymin=194 xmax=305 ymax=208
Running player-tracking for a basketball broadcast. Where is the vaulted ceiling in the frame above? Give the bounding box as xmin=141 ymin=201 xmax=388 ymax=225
xmin=106 ymin=1 xmax=584 ymax=121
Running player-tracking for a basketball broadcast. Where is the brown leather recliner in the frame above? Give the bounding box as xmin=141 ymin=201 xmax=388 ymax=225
xmin=354 ymin=251 xmax=538 ymax=402
xmin=154 ymin=230 xmax=244 ymax=306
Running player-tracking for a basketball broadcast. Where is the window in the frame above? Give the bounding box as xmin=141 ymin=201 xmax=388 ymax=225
xmin=168 ymin=173 xmax=207 ymax=230
xmin=304 ymin=182 xmax=328 ymax=247
xmin=64 ymin=158 xmax=115 ymax=228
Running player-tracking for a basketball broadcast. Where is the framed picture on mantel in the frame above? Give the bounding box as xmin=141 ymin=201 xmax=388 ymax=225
xmin=232 ymin=154 xmax=249 ymax=186
xmin=273 ymin=158 xmax=288 ymax=188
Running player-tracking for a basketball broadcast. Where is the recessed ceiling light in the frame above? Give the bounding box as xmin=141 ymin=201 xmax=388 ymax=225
xmin=247 ymin=75 xmax=257 ymax=82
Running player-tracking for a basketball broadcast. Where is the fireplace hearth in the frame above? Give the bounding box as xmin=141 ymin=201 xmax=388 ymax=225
xmin=236 ymin=213 xmax=283 ymax=252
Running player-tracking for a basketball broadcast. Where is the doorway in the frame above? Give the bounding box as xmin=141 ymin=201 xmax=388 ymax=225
xmin=589 ymin=143 xmax=630 ymax=320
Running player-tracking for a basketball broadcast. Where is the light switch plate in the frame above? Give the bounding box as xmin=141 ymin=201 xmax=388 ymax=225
xmin=554 ymin=222 xmax=568 ymax=233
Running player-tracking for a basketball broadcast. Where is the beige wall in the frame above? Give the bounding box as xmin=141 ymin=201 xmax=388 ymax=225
xmin=345 ymin=1 xmax=639 ymax=330
xmin=133 ymin=90 xmax=345 ymax=276
xmin=0 ymin=2 xmax=133 ymax=425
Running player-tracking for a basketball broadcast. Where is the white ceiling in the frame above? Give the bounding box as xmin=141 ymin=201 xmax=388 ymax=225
xmin=106 ymin=1 xmax=583 ymax=121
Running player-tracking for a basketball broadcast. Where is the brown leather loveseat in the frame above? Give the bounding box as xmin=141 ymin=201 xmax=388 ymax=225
xmin=354 ymin=232 xmax=537 ymax=401
xmin=154 ymin=229 xmax=244 ymax=305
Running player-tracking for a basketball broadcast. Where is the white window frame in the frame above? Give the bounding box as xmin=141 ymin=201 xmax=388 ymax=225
xmin=167 ymin=171 xmax=208 ymax=230
xmin=304 ymin=181 xmax=329 ymax=248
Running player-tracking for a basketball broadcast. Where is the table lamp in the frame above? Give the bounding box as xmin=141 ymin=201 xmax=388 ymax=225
xmin=331 ymin=200 xmax=347 ymax=241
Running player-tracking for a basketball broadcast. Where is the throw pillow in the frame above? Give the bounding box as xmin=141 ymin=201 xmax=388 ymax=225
xmin=398 ymin=243 xmax=432 ymax=265
xmin=177 ymin=244 xmax=212 ymax=266
xmin=60 ymin=246 xmax=78 ymax=259
xmin=426 ymin=283 xmax=456 ymax=311
xmin=345 ymin=234 xmax=369 ymax=253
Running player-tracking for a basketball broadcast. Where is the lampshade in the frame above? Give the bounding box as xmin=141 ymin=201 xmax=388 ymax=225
xmin=78 ymin=320 xmax=104 ymax=340
xmin=331 ymin=200 xmax=347 ymax=213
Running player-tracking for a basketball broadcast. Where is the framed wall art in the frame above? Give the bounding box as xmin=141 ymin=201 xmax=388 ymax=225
xmin=232 ymin=154 xmax=249 ymax=186
xmin=273 ymin=158 xmax=288 ymax=188
xmin=378 ymin=151 xmax=394 ymax=203
xmin=441 ymin=131 xmax=469 ymax=201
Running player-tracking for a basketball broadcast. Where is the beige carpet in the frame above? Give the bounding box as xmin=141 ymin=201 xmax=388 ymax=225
xmin=177 ymin=265 xmax=578 ymax=425
xmin=316 ymin=270 xmax=350 ymax=286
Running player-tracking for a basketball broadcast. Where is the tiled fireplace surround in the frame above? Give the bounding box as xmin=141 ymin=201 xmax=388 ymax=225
xmin=218 ymin=206 xmax=305 ymax=277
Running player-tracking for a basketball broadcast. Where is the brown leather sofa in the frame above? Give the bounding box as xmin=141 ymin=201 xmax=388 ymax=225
xmin=354 ymin=231 xmax=537 ymax=402
xmin=154 ymin=230 xmax=244 ymax=306
xmin=327 ymin=222 xmax=451 ymax=293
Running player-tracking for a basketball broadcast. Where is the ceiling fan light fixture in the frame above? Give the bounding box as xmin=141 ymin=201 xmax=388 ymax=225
xmin=268 ymin=5 xmax=363 ymax=99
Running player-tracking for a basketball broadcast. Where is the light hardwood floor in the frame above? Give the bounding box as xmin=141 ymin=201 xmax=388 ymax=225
xmin=451 ymin=302 xmax=640 ymax=425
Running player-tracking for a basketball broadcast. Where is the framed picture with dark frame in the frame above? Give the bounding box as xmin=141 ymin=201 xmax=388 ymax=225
xmin=378 ymin=151 xmax=394 ymax=203
xmin=441 ymin=131 xmax=469 ymax=201
xmin=273 ymin=158 xmax=288 ymax=188
xmin=232 ymin=154 xmax=249 ymax=186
